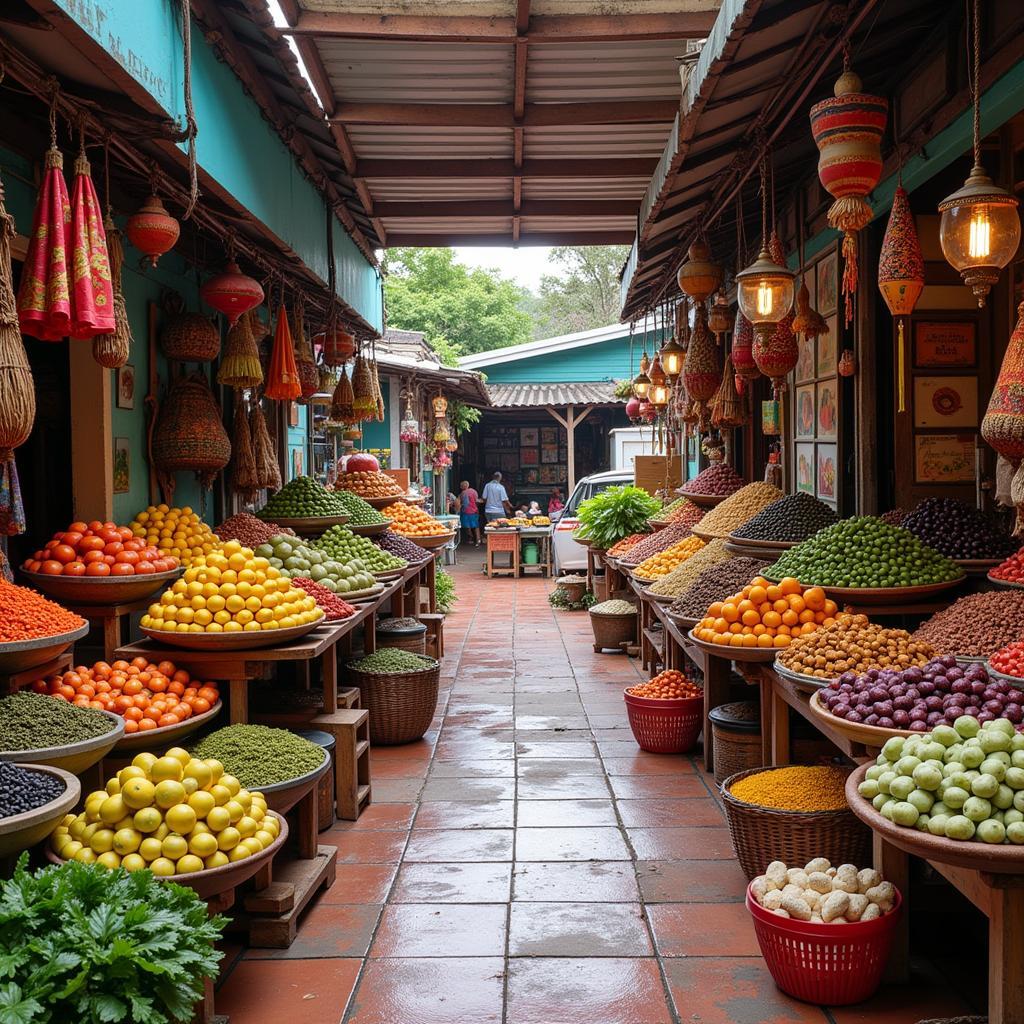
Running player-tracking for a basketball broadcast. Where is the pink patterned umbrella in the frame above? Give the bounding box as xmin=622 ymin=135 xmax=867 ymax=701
xmin=68 ymin=152 xmax=114 ymax=339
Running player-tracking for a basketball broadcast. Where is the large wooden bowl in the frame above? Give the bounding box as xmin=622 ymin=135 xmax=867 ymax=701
xmin=772 ymin=661 xmax=837 ymax=694
xmin=255 ymin=514 xmax=349 ymax=536
xmin=686 ymin=629 xmax=777 ymax=663
xmin=762 ymin=576 xmax=964 ymax=606
xmin=141 ymin=616 xmax=324 ymax=651
xmin=691 ymin=526 xmax=721 ymax=543
xmin=48 ymin=811 xmax=289 ymax=900
xmin=403 ymin=531 xmax=453 ymax=550
xmin=333 ymin=582 xmax=385 ymax=602
xmin=21 ymin=567 xmax=183 ymax=606
xmin=0 ymin=710 xmax=124 ymax=774
xmin=257 ymin=752 xmax=331 ymax=815
xmin=0 ymin=765 xmax=80 ymax=858
xmin=987 ymin=573 xmax=1024 ymax=589
xmin=676 ymin=491 xmax=730 ymax=508
xmin=349 ymin=520 xmax=392 ymax=536
xmin=846 ymin=765 xmax=1024 ymax=873
xmin=362 ymin=495 xmax=409 ymax=510
xmin=808 ymin=688 xmax=915 ymax=744
xmin=112 ymin=700 xmax=224 ymax=753
xmin=0 ymin=622 xmax=90 ymax=674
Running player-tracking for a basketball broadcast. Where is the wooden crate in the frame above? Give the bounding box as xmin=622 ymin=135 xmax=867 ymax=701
xmin=634 ymin=455 xmax=683 ymax=496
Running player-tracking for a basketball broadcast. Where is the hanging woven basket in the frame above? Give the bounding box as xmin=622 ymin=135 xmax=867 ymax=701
xmin=251 ymin=402 xmax=282 ymax=491
xmin=292 ymin=296 xmax=319 ymax=403
xmin=152 ymin=374 xmax=231 ymax=490
xmin=682 ymin=305 xmax=721 ymax=415
xmin=217 ymin=309 xmax=263 ymax=388
xmin=318 ymin=325 xmax=356 ymax=367
xmin=351 ymin=352 xmax=375 ymax=419
xmin=161 ymin=312 xmax=220 ymax=362
xmin=330 ymin=364 xmax=355 ymax=424
xmin=731 ymin=310 xmax=759 ymax=385
xmin=231 ymin=395 xmax=259 ymax=502
xmin=711 ymin=355 xmax=746 ymax=429
xmin=91 ymin=214 xmax=133 ymax=369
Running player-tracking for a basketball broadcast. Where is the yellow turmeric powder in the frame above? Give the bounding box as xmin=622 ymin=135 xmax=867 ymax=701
xmin=728 ymin=765 xmax=848 ymax=812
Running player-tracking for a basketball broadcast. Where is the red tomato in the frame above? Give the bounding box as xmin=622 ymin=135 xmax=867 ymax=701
xmin=69 ymin=521 xmax=89 ymax=534
xmin=63 ymin=561 xmax=87 ymax=577
xmin=116 ymin=550 xmax=140 ymax=565
xmin=52 ymin=544 xmax=78 ymax=564
xmin=135 ymin=561 xmax=156 ymax=574
xmin=118 ymin=526 xmax=134 ymax=541
xmin=85 ymin=561 xmax=111 ymax=576
xmin=40 ymin=560 xmax=65 ymax=575
xmin=61 ymin=532 xmax=84 ymax=548
xmin=103 ymin=541 xmax=123 ymax=556
xmin=110 ymin=562 xmax=136 ymax=576
xmin=123 ymin=539 xmax=144 ymax=552
xmin=83 ymin=550 xmax=106 ymax=564
xmin=98 ymin=528 xmax=121 ymax=544
xmin=103 ymin=555 xmax=115 ymax=565
xmin=87 ymin=520 xmax=104 ymax=533
xmin=79 ymin=536 xmax=105 ymax=552
xmin=25 ymin=560 xmax=42 ymax=573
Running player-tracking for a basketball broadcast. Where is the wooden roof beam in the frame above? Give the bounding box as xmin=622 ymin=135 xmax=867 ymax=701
xmin=386 ymin=231 xmax=637 ymax=247
xmin=332 ymin=100 xmax=678 ymax=128
xmin=377 ymin=198 xmax=638 ymax=218
xmin=356 ymin=157 xmax=660 ymax=178
xmin=284 ymin=10 xmax=716 ymax=42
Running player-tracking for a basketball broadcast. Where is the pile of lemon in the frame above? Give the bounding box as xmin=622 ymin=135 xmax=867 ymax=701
xmin=141 ymin=539 xmax=324 ymax=634
xmin=50 ymin=746 xmax=279 ymax=875
xmin=131 ymin=505 xmax=221 ymax=566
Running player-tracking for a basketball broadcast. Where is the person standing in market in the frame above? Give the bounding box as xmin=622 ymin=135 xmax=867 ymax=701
xmin=482 ymin=471 xmax=512 ymax=523
xmin=548 ymin=487 xmax=564 ymax=516
xmin=458 ymin=480 xmax=482 ymax=546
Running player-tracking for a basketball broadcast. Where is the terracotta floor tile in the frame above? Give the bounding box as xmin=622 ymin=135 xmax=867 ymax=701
xmin=827 ymin=980 xmax=973 ymax=1023
xmin=370 ymin=903 xmax=507 ymax=957
xmin=637 ymin=859 xmax=749 ymax=903
xmin=516 ymin=775 xmax=612 ymax=800
xmin=345 ymin=958 xmax=505 ymax=1024
xmin=331 ymin=803 xmax=416 ymax=831
xmin=505 ymin=958 xmax=673 ymax=1024
xmin=216 ymin=958 xmax=360 ymax=1023
xmin=246 ymin=903 xmax=381 ymax=959
xmin=647 ymin=901 xmax=760 ymax=957
xmin=370 ymin=778 xmax=425 ymax=803
xmin=516 ymin=799 xmax=617 ymax=827
xmin=414 ymin=800 xmax=515 ymax=829
xmin=516 ymin=740 xmax=599 ymax=758
xmin=320 ymin=863 xmax=397 ymax=904
xmin=663 ymin=958 xmax=828 ymax=1024
xmin=515 ymin=826 xmax=631 ymax=861
xmin=419 ymin=777 xmax=517 ymax=801
xmin=508 ymin=902 xmax=651 ymax=956
xmin=608 ymin=774 xmax=710 ymax=799
xmin=616 ymin=797 xmax=725 ymax=828
xmin=321 ymin=830 xmax=409 ymax=864
xmin=431 ymin=741 xmax=515 ymax=760
xmin=428 ymin=758 xmax=516 ymax=778
xmin=512 ymin=860 xmax=640 ymax=902
xmin=626 ymin=826 xmax=736 ymax=860
xmin=603 ymin=755 xmax=698 ymax=776
xmin=391 ymin=862 xmax=512 ymax=903
xmin=517 ymin=758 xmax=607 ymax=777
xmin=404 ymin=828 xmax=514 ymax=862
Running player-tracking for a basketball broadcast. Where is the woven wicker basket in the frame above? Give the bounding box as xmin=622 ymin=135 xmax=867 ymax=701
xmin=376 ymin=620 xmax=427 ymax=656
xmin=709 ymin=701 xmax=762 ymax=784
xmin=720 ymin=766 xmax=871 ymax=880
xmin=589 ymin=609 xmax=636 ymax=650
xmin=347 ymin=658 xmax=440 ymax=745
xmin=161 ymin=312 xmax=220 ymax=362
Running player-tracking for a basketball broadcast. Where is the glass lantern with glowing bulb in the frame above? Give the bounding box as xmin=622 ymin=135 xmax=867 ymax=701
xmin=632 ymin=351 xmax=651 ymax=399
xmin=647 ymin=355 xmax=670 ymax=408
xmin=432 ymin=394 xmax=448 ymax=418
xmin=659 ymin=336 xmax=684 ymax=381
xmin=735 ymin=246 xmax=795 ymax=344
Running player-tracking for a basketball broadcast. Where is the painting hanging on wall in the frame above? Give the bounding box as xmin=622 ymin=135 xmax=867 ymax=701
xmin=541 ymin=444 xmax=559 ymax=464
xmin=540 ymin=426 xmax=558 ymax=445
xmin=816 ymin=378 xmax=838 ymax=441
xmin=817 ymin=316 xmax=837 ymax=378
xmin=520 ymin=448 xmax=539 ymax=466
xmin=817 ymin=251 xmax=838 ymax=316
xmin=795 ymin=334 xmax=815 ymax=383
xmin=913 ymin=376 xmax=978 ymax=429
xmin=795 ymin=385 xmax=816 ymax=439
xmin=816 ymin=443 xmax=838 ymax=503
xmin=796 ymin=443 xmax=815 ymax=495
xmin=914 ymin=321 xmax=976 ymax=368
xmin=113 ymin=438 xmax=130 ymax=493
xmin=116 ymin=364 xmax=135 ymax=410
xmin=914 ymin=434 xmax=975 ymax=484
xmin=520 ymin=427 xmax=539 ymax=446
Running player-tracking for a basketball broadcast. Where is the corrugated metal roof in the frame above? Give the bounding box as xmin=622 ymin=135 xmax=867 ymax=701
xmin=348 ymin=125 xmax=514 ymax=159
xmin=487 ymin=382 xmax=621 ymax=408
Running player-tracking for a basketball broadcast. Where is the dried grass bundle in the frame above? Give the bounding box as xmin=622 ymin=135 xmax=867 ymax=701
xmin=217 ymin=308 xmax=263 ymax=388
xmin=711 ymin=355 xmax=746 ymax=429
xmin=351 ymin=351 xmax=374 ymax=417
xmin=369 ymin=357 xmax=385 ymax=421
xmin=0 ymin=180 xmax=34 ymax=459
xmin=231 ymin=394 xmax=259 ymax=501
xmin=292 ymin=293 xmax=318 ymax=402
xmin=251 ymin=401 xmax=281 ymax=491
xmin=92 ymin=213 xmax=133 ymax=368
xmin=330 ymin=364 xmax=355 ymax=424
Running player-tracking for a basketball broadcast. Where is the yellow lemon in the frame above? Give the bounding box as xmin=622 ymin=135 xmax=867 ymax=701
xmin=154 ymin=780 xmax=186 ymax=810
xmin=254 ymin=830 xmax=275 ymax=849
xmin=131 ymin=756 xmax=157 ymax=776
xmin=105 ymin=778 xmax=121 ymax=796
xmin=118 ymin=765 xmax=146 ymax=786
xmin=150 ymin=857 xmax=176 ymax=877
xmin=210 ymin=785 xmax=232 ymax=806
xmin=204 ymin=851 xmax=230 ymax=870
xmin=166 ymin=746 xmax=192 ymax=766
xmin=188 ymin=790 xmax=216 ymax=818
xmin=61 ymin=840 xmax=84 ymax=860
xmin=133 ymin=806 xmax=163 ymax=833
xmin=98 ymin=795 xmax=127 ymax=825
xmin=224 ymin=800 xmax=245 ymax=824
xmin=161 ymin=834 xmax=188 ymax=860
xmin=113 ymin=829 xmax=142 ymax=855
xmin=139 ymin=837 xmax=163 ymax=861
xmin=150 ymin=757 xmax=184 ymax=783
xmin=96 ymin=851 xmax=122 ymax=870
xmin=236 ymin=816 xmax=258 ymax=838
xmin=217 ymin=826 xmax=241 ymax=851
xmin=206 ymin=806 xmax=231 ymax=832
xmin=121 ymin=853 xmax=147 ymax=872
xmin=221 ymin=775 xmax=241 ymax=797
xmin=73 ymin=847 xmax=97 ymax=864
xmin=188 ymin=832 xmax=219 ymax=858
xmin=228 ymin=844 xmax=251 ymax=862
xmin=240 ymin=837 xmax=263 ymax=856
xmin=176 ymin=854 xmax=205 ymax=874
xmin=182 ymin=776 xmax=199 ymax=795
xmin=121 ymin=778 xmax=156 ymax=810
xmin=70 ymin=816 xmax=88 ymax=840
xmin=89 ymin=829 xmax=115 ymax=853
xmin=165 ymin=804 xmax=197 ymax=835
xmin=154 ymin=823 xmax=169 ymax=841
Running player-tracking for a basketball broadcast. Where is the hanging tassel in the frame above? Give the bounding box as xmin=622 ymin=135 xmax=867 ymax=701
xmin=92 ymin=214 xmax=133 ymax=368
xmin=231 ymin=393 xmax=259 ymax=502
xmin=841 ymin=231 xmax=859 ymax=328
xmin=897 ymin=319 xmax=906 ymax=413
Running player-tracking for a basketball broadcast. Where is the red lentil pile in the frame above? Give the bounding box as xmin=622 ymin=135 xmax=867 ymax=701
xmin=215 ymin=512 xmax=294 ymax=547
xmin=292 ymin=577 xmax=357 ymax=620
xmin=0 ymin=580 xmax=86 ymax=641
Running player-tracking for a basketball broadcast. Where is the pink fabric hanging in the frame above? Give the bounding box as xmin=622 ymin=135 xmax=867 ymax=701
xmin=68 ymin=153 xmax=114 ymax=339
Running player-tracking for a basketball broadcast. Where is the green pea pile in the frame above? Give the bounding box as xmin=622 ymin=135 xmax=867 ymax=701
xmin=191 ymin=725 xmax=326 ymax=787
xmin=314 ymin=525 xmax=407 ymax=573
xmin=349 ymin=649 xmax=437 ymax=673
xmin=0 ymin=692 xmax=116 ymax=751
xmin=332 ymin=489 xmax=388 ymax=526
xmin=258 ymin=476 xmax=349 ymax=519
xmin=767 ymin=516 xmax=964 ymax=588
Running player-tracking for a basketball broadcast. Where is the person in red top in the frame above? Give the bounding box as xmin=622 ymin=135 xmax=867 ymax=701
xmin=547 ymin=488 xmax=564 ymax=516
xmin=459 ymin=480 xmax=482 ymax=546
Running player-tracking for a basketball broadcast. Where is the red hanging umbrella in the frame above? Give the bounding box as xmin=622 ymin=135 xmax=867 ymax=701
xmin=17 ymin=142 xmax=71 ymax=341
xmin=69 ymin=152 xmax=114 ymax=339
xmin=265 ymin=302 xmax=302 ymax=400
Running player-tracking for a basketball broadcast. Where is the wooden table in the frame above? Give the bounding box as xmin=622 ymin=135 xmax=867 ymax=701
xmin=65 ymin=596 xmax=155 ymax=661
xmin=0 ymin=651 xmax=73 ymax=694
xmin=518 ymin=527 xmax=552 ymax=577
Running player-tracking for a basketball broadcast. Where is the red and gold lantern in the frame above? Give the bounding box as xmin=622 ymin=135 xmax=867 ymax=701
xmin=318 ymin=325 xmax=356 ymax=367
xmin=201 ymin=261 xmax=264 ymax=326
xmin=730 ymin=310 xmax=759 ymax=391
xmin=125 ymin=195 xmax=179 ymax=268
xmin=753 ymin=232 xmax=799 ymax=395
xmin=681 ymin=305 xmax=720 ymax=423
xmin=809 ymin=65 xmax=887 ymax=326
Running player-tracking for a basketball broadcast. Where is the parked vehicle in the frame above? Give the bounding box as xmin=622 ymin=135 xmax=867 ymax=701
xmin=551 ymin=470 xmax=633 ymax=575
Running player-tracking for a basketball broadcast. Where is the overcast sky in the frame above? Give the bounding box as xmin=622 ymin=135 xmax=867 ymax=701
xmin=452 ymin=247 xmax=555 ymax=292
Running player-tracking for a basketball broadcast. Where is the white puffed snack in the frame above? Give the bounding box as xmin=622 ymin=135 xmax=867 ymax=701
xmin=804 ymin=857 xmax=831 ymax=873
xmin=865 ymin=882 xmax=895 ymax=911
xmin=765 ymin=861 xmax=788 ymax=886
xmin=845 ymin=893 xmax=869 ymax=922
xmin=781 ymin=883 xmax=804 ymax=899
xmin=750 ymin=876 xmax=770 ymax=902
xmin=820 ymin=890 xmax=850 ymax=923
xmin=833 ymin=865 xmax=859 ymax=893
xmin=857 ymin=868 xmax=881 ymax=893
xmin=762 ymin=889 xmax=785 ymax=911
xmin=779 ymin=895 xmax=812 ymax=921
xmin=861 ymin=902 xmax=882 ymax=921
xmin=810 ymin=913 xmax=823 ymax=923
xmin=807 ymin=871 xmax=832 ymax=894
xmin=786 ymin=868 xmax=809 ymax=888
xmin=801 ymin=889 xmax=821 ymax=911
xmin=773 ymin=908 xmax=791 ymax=918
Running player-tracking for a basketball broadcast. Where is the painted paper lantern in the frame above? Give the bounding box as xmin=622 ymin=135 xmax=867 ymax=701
xmin=318 ymin=326 xmax=356 ymax=367
xmin=432 ymin=395 xmax=448 ymax=418
xmin=625 ymin=396 xmax=642 ymax=423
xmin=809 ymin=66 xmax=887 ymax=326
xmin=201 ymin=261 xmax=264 ymax=326
xmin=731 ymin=309 xmax=759 ymax=388
xmin=676 ymin=239 xmax=722 ymax=302
xmin=638 ymin=398 xmax=656 ymax=423
xmin=125 ymin=195 xmax=179 ymax=268
xmin=753 ymin=231 xmax=799 ymax=395
xmin=264 ymin=303 xmax=302 ymax=401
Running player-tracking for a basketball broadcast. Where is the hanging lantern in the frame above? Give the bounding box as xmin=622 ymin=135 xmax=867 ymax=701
xmin=318 ymin=325 xmax=356 ymax=366
xmin=625 ymin=396 xmax=642 ymax=423
xmin=638 ymin=398 xmax=656 ymax=423
xmin=792 ymin=278 xmax=828 ymax=338
xmin=682 ymin=305 xmax=721 ymax=422
xmin=445 ymin=438 xmax=458 ymax=453
xmin=983 ymin=303 xmax=1024 ymax=533
xmin=839 ymin=349 xmax=857 ymax=376
xmin=632 ymin=351 xmax=651 ymax=398
xmin=708 ymin=290 xmax=732 ymax=336
xmin=125 ymin=194 xmax=179 ymax=269
xmin=432 ymin=394 xmax=448 ymax=418
xmin=660 ymin=300 xmax=686 ymax=380
xmin=265 ymin=303 xmax=302 ymax=401
xmin=753 ymin=231 xmax=799 ymax=396
xmin=731 ymin=310 xmax=759 ymax=387
xmin=879 ymin=185 xmax=925 ymax=412
xmin=809 ymin=64 xmax=888 ymax=326
xmin=736 ymin=244 xmax=795 ymax=350
xmin=938 ymin=1 xmax=1020 ymax=305
xmin=433 ymin=420 xmax=450 ymax=443
xmin=676 ymin=239 xmax=722 ymax=301
xmin=201 ymin=260 xmax=264 ymax=326
xmin=648 ymin=354 xmax=670 ymax=408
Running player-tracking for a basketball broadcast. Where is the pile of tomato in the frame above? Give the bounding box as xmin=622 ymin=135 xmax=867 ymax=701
xmin=22 ymin=521 xmax=180 ymax=577
xmin=989 ymin=641 xmax=1024 ymax=680
xmin=28 ymin=657 xmax=219 ymax=733
xmin=627 ymin=670 xmax=703 ymax=700
xmin=990 ymin=548 xmax=1024 ymax=584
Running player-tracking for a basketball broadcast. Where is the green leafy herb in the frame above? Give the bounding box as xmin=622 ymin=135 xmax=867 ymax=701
xmin=575 ymin=485 xmax=660 ymax=550
xmin=435 ymin=567 xmax=457 ymax=612
xmin=0 ymin=855 xmax=225 ymax=1024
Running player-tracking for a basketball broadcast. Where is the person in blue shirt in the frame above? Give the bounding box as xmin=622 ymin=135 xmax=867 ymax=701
xmin=481 ymin=471 xmax=512 ymax=523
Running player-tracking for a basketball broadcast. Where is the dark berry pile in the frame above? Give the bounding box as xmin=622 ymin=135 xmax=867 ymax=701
xmin=0 ymin=762 xmax=66 ymax=819
xmin=373 ymin=530 xmax=430 ymax=562
xmin=900 ymin=498 xmax=1016 ymax=560
xmin=731 ymin=492 xmax=838 ymax=543
xmin=680 ymin=463 xmax=744 ymax=496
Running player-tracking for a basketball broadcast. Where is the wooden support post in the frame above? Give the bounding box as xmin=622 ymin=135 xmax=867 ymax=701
xmin=989 ymin=881 xmax=1024 ymax=1022
xmin=69 ymin=345 xmax=113 ymax=521
xmin=546 ymin=403 xmax=593 ymax=495
xmin=701 ymin=655 xmax=730 ymax=775
xmin=873 ymin=834 xmax=910 ymax=983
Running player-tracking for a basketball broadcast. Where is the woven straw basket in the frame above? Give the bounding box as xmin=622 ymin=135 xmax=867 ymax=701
xmin=347 ymin=657 xmax=440 ymax=745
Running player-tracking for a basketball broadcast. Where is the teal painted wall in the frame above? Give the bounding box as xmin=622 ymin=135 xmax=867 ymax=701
xmin=53 ymin=0 xmax=382 ymax=330
xmin=477 ymin=329 xmax=666 ymax=383
xmin=287 ymin=405 xmax=308 ymax=482
xmin=360 ymin=386 xmax=392 ymax=452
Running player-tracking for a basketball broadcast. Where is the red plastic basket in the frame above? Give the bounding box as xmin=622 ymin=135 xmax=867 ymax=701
xmin=746 ymin=886 xmax=902 ymax=1005
xmin=623 ymin=690 xmax=703 ymax=754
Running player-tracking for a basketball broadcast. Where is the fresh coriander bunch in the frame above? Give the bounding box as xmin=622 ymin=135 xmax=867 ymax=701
xmin=575 ymin=486 xmax=659 ymax=550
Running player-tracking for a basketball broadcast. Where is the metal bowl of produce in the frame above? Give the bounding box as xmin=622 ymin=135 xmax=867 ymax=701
xmin=1 ymin=709 xmax=124 ymax=775
xmin=0 ymin=764 xmax=80 ymax=859
xmin=349 ymin=520 xmax=392 ymax=536
xmin=21 ymin=567 xmax=183 ymax=606
xmin=0 ymin=622 xmax=90 ymax=675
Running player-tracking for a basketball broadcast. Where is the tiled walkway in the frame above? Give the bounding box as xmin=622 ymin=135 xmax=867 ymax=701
xmin=217 ymin=562 xmax=970 ymax=1024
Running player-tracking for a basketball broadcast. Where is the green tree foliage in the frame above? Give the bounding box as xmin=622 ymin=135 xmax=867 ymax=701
xmin=384 ymin=248 xmax=533 ymax=363
xmin=531 ymin=245 xmax=630 ymax=338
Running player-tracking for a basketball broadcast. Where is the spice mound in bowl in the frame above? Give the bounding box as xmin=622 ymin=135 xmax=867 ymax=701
xmin=680 ymin=463 xmax=744 ymax=497
xmin=0 ymin=762 xmax=67 ymax=818
xmin=0 ymin=692 xmax=116 ymax=752
xmin=731 ymin=492 xmax=838 ymax=544
xmin=191 ymin=725 xmax=326 ymax=787
xmin=900 ymin=497 xmax=1016 ymax=561
xmin=728 ymin=765 xmax=849 ymax=812
xmin=693 ymin=483 xmax=783 ymax=539
xmin=912 ymin=590 xmax=1024 ymax=661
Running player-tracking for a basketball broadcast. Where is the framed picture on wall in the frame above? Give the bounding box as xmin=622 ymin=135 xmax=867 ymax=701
xmin=540 ymin=465 xmax=561 ymax=484
xmin=541 ymin=426 xmax=558 ymax=445
xmin=817 ymin=316 xmax=837 ymax=377
xmin=795 ymin=385 xmax=816 ymax=439
xmin=116 ymin=364 xmax=135 ymax=410
xmin=816 ymin=378 xmax=838 ymax=441
xmin=541 ymin=444 xmax=559 ymax=464
xmin=913 ymin=376 xmax=978 ymax=429
xmin=113 ymin=438 xmax=130 ymax=494
xmin=520 ymin=427 xmax=539 ymax=446
xmin=499 ymin=453 xmax=518 ymax=473
xmin=816 ymin=443 xmax=838 ymax=503
xmin=523 ymin=468 xmax=540 ymax=485
xmin=795 ymin=334 xmax=815 ymax=384
xmin=521 ymin=448 xmax=539 ymax=466
xmin=796 ymin=443 xmax=815 ymax=495
xmin=914 ymin=321 xmax=976 ymax=368
xmin=817 ymin=251 xmax=838 ymax=316
xmin=914 ymin=434 xmax=975 ymax=484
